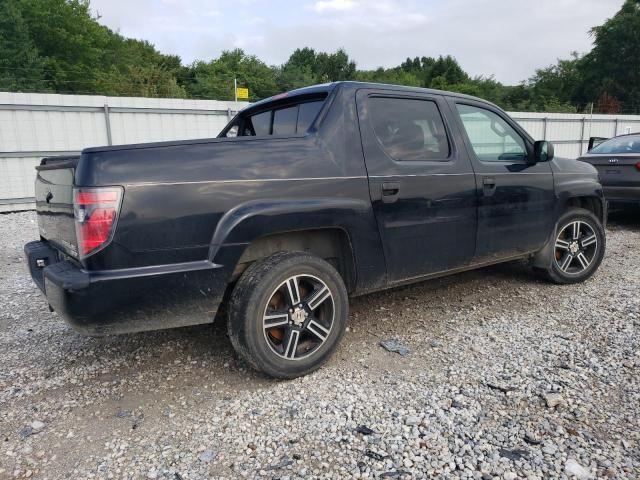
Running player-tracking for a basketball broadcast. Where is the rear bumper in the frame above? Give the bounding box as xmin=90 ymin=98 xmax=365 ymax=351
xmin=603 ymin=186 xmax=640 ymax=205
xmin=24 ymin=240 xmax=229 ymax=336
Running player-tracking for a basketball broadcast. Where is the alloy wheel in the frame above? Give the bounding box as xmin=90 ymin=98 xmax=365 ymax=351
xmin=262 ymin=274 xmax=335 ymax=360
xmin=554 ymin=220 xmax=598 ymax=275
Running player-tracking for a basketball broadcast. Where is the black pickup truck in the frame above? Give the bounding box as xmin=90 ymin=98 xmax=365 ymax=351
xmin=25 ymin=82 xmax=606 ymax=378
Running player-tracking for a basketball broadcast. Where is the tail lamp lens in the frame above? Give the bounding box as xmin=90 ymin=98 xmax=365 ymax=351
xmin=635 ymin=161 xmax=640 ymax=171
xmin=73 ymin=187 xmax=123 ymax=258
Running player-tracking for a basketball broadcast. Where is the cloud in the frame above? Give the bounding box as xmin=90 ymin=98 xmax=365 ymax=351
xmin=202 ymin=9 xmax=221 ymax=17
xmin=314 ymin=0 xmax=357 ymax=13
xmin=91 ymin=0 xmax=624 ymax=84
xmin=316 ymin=1 xmax=429 ymax=30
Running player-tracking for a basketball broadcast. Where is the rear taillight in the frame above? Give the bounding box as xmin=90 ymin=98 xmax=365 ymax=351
xmin=635 ymin=161 xmax=640 ymax=172
xmin=73 ymin=187 xmax=123 ymax=258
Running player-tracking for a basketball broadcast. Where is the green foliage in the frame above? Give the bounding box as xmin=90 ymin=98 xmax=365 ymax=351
xmin=274 ymin=47 xmax=356 ymax=91
xmin=0 ymin=0 xmax=47 ymax=91
xmin=97 ymin=64 xmax=187 ymax=98
xmin=399 ymin=55 xmax=469 ymax=87
xmin=93 ymin=37 xmax=187 ymax=97
xmin=354 ymin=68 xmax=421 ymax=87
xmin=315 ymin=49 xmax=356 ymax=82
xmin=275 ymin=64 xmax=316 ymax=92
xmin=577 ymin=0 xmax=640 ymax=112
xmin=0 ymin=0 xmax=638 ymax=113
xmin=18 ymin=0 xmax=114 ymax=93
xmin=186 ymin=49 xmax=277 ymax=101
xmin=530 ymin=54 xmax=581 ymax=103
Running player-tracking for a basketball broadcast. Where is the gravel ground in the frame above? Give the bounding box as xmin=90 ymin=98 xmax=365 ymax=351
xmin=0 ymin=210 xmax=638 ymax=480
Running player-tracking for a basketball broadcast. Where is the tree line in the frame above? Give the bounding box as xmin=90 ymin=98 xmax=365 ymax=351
xmin=1 ymin=0 xmax=639 ymax=113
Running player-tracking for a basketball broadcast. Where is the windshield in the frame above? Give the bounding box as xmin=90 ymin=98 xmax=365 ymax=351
xmin=590 ymin=134 xmax=640 ymax=154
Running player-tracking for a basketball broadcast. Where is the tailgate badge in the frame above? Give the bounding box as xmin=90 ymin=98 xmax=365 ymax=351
xmin=608 ymin=158 xmax=619 ymax=164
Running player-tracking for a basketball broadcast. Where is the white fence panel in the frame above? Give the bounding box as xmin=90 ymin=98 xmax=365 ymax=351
xmin=0 ymin=156 xmax=41 ymax=204
xmin=2 ymin=91 xmax=640 ymax=212
xmin=510 ymin=112 xmax=640 ymax=159
xmin=0 ymin=92 xmax=246 ymax=211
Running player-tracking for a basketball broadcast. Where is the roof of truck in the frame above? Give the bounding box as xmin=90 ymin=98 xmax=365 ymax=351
xmin=245 ymin=81 xmax=500 ymax=113
xmin=245 ymin=83 xmax=337 ymax=110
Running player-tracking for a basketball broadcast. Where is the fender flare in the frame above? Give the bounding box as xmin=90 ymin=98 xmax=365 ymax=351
xmin=533 ymin=192 xmax=606 ymax=269
xmin=206 ymin=198 xmax=386 ymax=291
xmin=553 ymin=176 xmax=606 ymax=223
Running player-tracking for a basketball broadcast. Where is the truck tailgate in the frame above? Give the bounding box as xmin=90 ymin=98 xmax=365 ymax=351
xmin=35 ymin=156 xmax=79 ymax=258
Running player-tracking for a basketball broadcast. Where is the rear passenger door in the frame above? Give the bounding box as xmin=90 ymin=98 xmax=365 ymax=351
xmin=449 ymin=99 xmax=555 ymax=260
xmin=356 ymin=89 xmax=477 ymax=282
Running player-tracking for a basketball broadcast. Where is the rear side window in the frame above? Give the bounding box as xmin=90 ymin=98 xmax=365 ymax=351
xmin=590 ymin=135 xmax=640 ymax=154
xmin=368 ymin=97 xmax=450 ymax=161
xmin=241 ymin=99 xmax=325 ymax=137
xmin=250 ymin=111 xmax=271 ymax=136
xmin=297 ymin=101 xmax=324 ymax=133
xmin=456 ymin=104 xmax=527 ymax=162
xmin=273 ymin=106 xmax=298 ymax=135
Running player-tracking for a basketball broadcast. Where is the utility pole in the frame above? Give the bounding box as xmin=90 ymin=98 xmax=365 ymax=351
xmin=587 ymin=102 xmax=594 ymax=142
xmin=234 ymin=77 xmax=237 ymax=103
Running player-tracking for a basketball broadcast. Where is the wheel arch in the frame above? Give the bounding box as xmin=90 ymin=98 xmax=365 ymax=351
xmin=563 ymin=195 xmax=606 ymax=225
xmin=232 ymin=228 xmax=357 ymax=293
xmin=532 ymin=198 xmax=605 ymax=269
xmin=208 ymin=198 xmax=383 ymax=294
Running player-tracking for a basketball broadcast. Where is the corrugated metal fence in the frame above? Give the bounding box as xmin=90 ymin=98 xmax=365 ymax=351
xmin=512 ymin=111 xmax=640 ymax=158
xmin=0 ymin=92 xmax=247 ymax=211
xmin=1 ymin=91 xmax=640 ymax=212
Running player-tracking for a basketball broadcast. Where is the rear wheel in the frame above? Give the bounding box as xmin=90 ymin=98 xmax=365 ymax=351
xmin=535 ymin=208 xmax=605 ymax=284
xmin=228 ymin=251 xmax=348 ymax=379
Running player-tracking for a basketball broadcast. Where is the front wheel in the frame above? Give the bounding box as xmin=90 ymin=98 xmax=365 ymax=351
xmin=227 ymin=251 xmax=349 ymax=379
xmin=535 ymin=207 xmax=606 ymax=284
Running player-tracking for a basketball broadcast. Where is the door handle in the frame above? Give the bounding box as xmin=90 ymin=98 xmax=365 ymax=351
xmin=381 ymin=182 xmax=400 ymax=203
xmin=482 ymin=177 xmax=496 ymax=196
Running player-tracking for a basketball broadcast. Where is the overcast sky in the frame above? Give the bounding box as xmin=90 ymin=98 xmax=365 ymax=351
xmin=90 ymin=0 xmax=623 ymax=85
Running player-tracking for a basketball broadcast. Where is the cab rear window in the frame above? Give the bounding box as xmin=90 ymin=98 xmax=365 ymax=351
xmin=236 ymin=96 xmax=326 ymax=137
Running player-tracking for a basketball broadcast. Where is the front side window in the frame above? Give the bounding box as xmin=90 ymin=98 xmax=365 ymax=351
xmin=368 ymin=97 xmax=450 ymax=161
xmin=589 ymin=135 xmax=640 ymax=154
xmin=456 ymin=104 xmax=527 ymax=162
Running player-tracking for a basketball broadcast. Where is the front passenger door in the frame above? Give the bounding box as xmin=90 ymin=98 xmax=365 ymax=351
xmin=451 ymin=100 xmax=555 ymax=261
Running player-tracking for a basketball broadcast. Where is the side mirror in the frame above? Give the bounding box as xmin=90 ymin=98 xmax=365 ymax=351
xmin=533 ymin=140 xmax=554 ymax=162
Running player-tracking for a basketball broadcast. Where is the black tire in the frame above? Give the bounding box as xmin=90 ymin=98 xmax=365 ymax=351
xmin=535 ymin=207 xmax=605 ymax=284
xmin=227 ymin=251 xmax=348 ymax=379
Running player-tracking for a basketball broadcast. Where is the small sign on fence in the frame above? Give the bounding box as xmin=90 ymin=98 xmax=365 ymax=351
xmin=236 ymin=87 xmax=249 ymax=100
